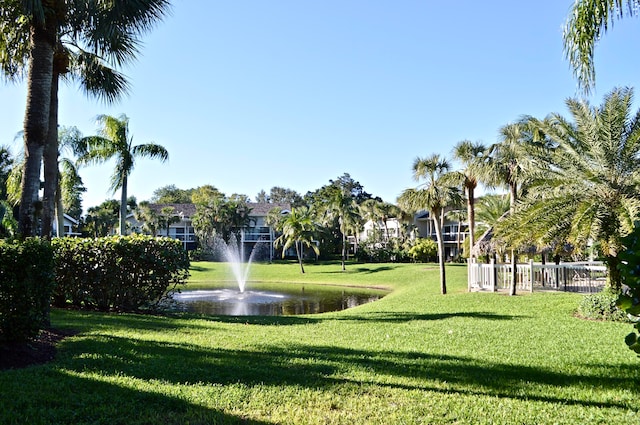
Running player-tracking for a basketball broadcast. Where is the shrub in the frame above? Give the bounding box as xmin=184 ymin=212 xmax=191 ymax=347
xmin=408 ymin=238 xmax=438 ymax=263
xmin=52 ymin=235 xmax=190 ymax=312
xmin=0 ymin=238 xmax=54 ymax=342
xmin=617 ymin=226 xmax=640 ymax=354
xmin=577 ymin=288 xmax=628 ymax=322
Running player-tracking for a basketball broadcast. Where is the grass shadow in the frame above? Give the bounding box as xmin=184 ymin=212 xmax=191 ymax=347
xmin=0 ymin=363 xmax=273 ymax=424
xmin=49 ymin=335 xmax=639 ymax=412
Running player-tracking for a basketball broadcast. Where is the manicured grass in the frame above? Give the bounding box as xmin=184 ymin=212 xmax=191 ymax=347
xmin=1 ymin=261 xmax=638 ymax=424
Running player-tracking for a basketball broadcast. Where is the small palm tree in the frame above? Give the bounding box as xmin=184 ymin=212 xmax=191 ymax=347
xmin=134 ymin=202 xmax=160 ymax=236
xmin=78 ymin=114 xmax=168 ymax=235
xmin=398 ymin=154 xmax=462 ymax=294
xmin=273 ymin=207 xmax=320 ymax=273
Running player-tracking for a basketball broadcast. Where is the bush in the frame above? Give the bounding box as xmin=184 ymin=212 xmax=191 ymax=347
xmin=407 ymin=238 xmax=438 ymax=263
xmin=52 ymin=235 xmax=190 ymax=312
xmin=0 ymin=238 xmax=54 ymax=342
xmin=617 ymin=226 xmax=640 ymax=354
xmin=577 ymin=288 xmax=628 ymax=322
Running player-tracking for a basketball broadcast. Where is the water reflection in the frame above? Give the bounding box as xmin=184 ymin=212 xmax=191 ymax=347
xmin=170 ymin=285 xmax=385 ymax=316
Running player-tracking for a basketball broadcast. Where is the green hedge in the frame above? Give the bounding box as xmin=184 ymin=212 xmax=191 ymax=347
xmin=0 ymin=238 xmax=54 ymax=342
xmin=52 ymin=235 xmax=190 ymax=312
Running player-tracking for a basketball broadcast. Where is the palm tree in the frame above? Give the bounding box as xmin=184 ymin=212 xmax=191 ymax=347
xmin=321 ymin=186 xmax=360 ymax=271
xmin=134 ymin=201 xmax=160 ymax=236
xmin=78 ymin=114 xmax=168 ymax=235
xmin=52 ymin=127 xmax=86 ymax=236
xmin=83 ymin=199 xmax=120 ymax=237
xmin=273 ymin=206 xmax=320 ymax=273
xmin=1 ymin=1 xmax=170 ymax=236
xmin=482 ymin=119 xmax=548 ymax=295
xmin=498 ymin=87 xmax=640 ymax=290
xmin=397 ymin=154 xmax=462 ymax=295
xmin=474 ymin=194 xmax=510 ymax=237
xmin=0 ymin=2 xmax=58 ymax=236
xmin=451 ymin=140 xmax=487 ymax=257
xmin=563 ymin=0 xmax=640 ymax=94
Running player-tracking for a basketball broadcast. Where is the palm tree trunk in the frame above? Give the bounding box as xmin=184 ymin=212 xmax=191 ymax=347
xmin=467 ymin=186 xmax=476 ymax=258
xmin=432 ymin=211 xmax=447 ymax=295
xmin=509 ymin=249 xmax=517 ymax=296
xmin=55 ymin=182 xmax=65 ymax=237
xmin=605 ymin=255 xmax=622 ymax=291
xmin=19 ymin=25 xmax=55 ymax=237
xmin=509 ymin=182 xmax=518 ymax=296
xmin=341 ymin=232 xmax=346 ymax=271
xmin=42 ymin=70 xmax=59 ymax=239
xmin=296 ymin=240 xmax=305 ymax=273
xmin=119 ymin=175 xmax=128 ymax=235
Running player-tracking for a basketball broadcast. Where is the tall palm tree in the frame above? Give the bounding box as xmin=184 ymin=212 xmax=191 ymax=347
xmin=0 ymin=1 xmax=58 ymax=236
xmin=397 ymin=154 xmax=462 ymax=295
xmin=273 ymin=206 xmax=320 ymax=273
xmin=563 ymin=0 xmax=640 ymax=94
xmin=451 ymin=139 xmax=487 ymax=257
xmin=78 ymin=114 xmax=168 ymax=235
xmin=483 ymin=119 xmax=548 ymax=295
xmin=1 ymin=0 xmax=170 ymax=237
xmin=322 ymin=186 xmax=360 ymax=271
xmin=499 ymin=87 xmax=640 ymax=290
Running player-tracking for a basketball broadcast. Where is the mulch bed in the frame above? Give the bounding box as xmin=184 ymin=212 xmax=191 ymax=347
xmin=0 ymin=329 xmax=76 ymax=371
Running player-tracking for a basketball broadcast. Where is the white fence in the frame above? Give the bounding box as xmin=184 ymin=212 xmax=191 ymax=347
xmin=467 ymin=259 xmax=607 ymax=293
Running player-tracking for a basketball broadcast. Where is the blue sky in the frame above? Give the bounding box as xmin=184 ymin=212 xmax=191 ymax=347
xmin=1 ymin=1 xmax=640 ymax=213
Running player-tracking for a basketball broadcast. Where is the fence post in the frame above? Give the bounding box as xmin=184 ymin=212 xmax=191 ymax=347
xmin=467 ymin=258 xmax=473 ymax=292
xmin=490 ymin=257 xmax=496 ymax=292
xmin=529 ymin=259 xmax=534 ymax=293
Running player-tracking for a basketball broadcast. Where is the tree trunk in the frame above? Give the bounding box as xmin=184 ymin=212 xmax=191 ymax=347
xmin=467 ymin=186 xmax=475 ymax=258
xmin=509 ymin=249 xmax=517 ymax=296
xmin=432 ymin=210 xmax=447 ymax=295
xmin=296 ymin=240 xmax=305 ymax=273
xmin=605 ymin=255 xmax=622 ymax=291
xmin=341 ymin=232 xmax=346 ymax=271
xmin=119 ymin=175 xmax=128 ymax=235
xmin=509 ymin=182 xmax=518 ymax=296
xmin=42 ymin=70 xmax=59 ymax=239
xmin=19 ymin=25 xmax=55 ymax=237
xmin=55 ymin=182 xmax=65 ymax=237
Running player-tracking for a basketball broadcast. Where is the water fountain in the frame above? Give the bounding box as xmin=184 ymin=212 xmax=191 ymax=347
xmin=218 ymin=234 xmax=253 ymax=293
xmin=171 ymin=235 xmax=387 ymax=316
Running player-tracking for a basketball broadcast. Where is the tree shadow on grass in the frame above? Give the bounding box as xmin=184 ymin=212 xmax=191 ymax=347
xmin=51 ymin=334 xmax=639 ymax=413
xmin=0 ymin=364 xmax=272 ymax=425
xmin=333 ymin=311 xmax=525 ymax=322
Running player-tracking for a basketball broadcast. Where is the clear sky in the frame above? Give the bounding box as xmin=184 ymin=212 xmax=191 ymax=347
xmin=1 ymin=1 xmax=640 ymax=213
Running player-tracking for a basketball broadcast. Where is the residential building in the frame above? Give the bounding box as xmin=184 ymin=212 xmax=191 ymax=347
xmin=53 ymin=214 xmax=81 ymax=237
xmin=127 ymin=202 xmax=291 ymax=260
xmin=358 ymin=210 xmax=468 ymax=260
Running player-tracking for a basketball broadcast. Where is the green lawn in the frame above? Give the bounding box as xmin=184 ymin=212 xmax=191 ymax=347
xmin=1 ymin=261 xmax=638 ymax=424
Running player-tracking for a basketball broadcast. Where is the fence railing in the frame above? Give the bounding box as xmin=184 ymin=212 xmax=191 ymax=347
xmin=467 ymin=259 xmax=607 ymax=293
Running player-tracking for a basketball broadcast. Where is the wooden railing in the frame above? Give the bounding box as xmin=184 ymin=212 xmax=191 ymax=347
xmin=467 ymin=259 xmax=607 ymax=293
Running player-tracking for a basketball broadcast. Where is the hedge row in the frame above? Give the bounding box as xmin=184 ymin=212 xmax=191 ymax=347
xmin=52 ymin=235 xmax=190 ymax=312
xmin=0 ymin=236 xmax=190 ymax=341
xmin=0 ymin=238 xmax=54 ymax=342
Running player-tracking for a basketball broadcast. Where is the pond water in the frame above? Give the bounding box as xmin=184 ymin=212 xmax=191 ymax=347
xmin=168 ymin=284 xmax=387 ymax=316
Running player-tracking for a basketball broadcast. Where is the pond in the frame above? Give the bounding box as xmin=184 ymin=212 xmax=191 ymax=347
xmin=168 ymin=283 xmax=388 ymax=316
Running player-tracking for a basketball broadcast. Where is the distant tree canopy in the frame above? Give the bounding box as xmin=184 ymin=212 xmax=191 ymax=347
xmin=150 ymin=185 xmax=194 ymax=204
